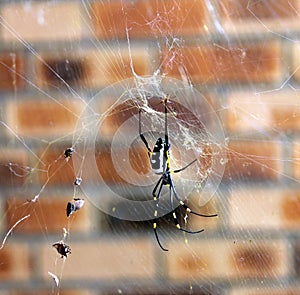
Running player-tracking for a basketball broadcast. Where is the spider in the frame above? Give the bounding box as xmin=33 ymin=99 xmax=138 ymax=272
xmin=139 ymin=97 xmax=217 ymax=251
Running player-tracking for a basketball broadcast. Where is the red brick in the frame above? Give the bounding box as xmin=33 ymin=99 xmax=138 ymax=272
xmin=1 ymin=2 xmax=82 ymax=42
xmin=0 ymin=149 xmax=28 ymax=186
xmin=6 ymin=194 xmax=90 ymax=233
xmin=7 ymin=99 xmax=84 ymax=137
xmin=162 ymin=42 xmax=281 ymax=84
xmin=225 ymin=140 xmax=281 ymax=180
xmin=227 ymin=91 xmax=300 ymax=132
xmin=0 ymin=243 xmax=30 ymax=280
xmin=0 ymin=53 xmax=24 ymax=90
xmin=220 ymin=0 xmax=298 ymax=20
xmin=91 ymin=0 xmax=207 ymax=39
xmin=166 ymin=239 xmax=288 ymax=280
xmin=41 ymin=239 xmax=155 ymax=280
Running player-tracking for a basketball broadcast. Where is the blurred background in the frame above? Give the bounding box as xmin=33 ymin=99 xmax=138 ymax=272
xmin=0 ymin=0 xmax=300 ymax=294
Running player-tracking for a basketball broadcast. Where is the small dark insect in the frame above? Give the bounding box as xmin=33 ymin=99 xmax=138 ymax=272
xmin=66 ymin=198 xmax=85 ymax=217
xmin=74 ymin=177 xmax=82 ymax=186
xmin=64 ymin=147 xmax=74 ymax=159
xmin=66 ymin=202 xmax=75 ymax=217
xmin=52 ymin=241 xmax=71 ymax=258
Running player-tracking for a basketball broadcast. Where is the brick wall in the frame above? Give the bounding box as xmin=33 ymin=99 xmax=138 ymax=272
xmin=0 ymin=0 xmax=300 ymax=294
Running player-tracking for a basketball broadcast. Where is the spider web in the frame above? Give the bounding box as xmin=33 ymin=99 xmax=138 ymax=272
xmin=0 ymin=0 xmax=299 ymax=294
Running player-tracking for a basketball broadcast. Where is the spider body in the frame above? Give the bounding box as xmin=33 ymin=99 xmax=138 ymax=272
xmin=150 ymin=137 xmax=169 ymax=174
xmin=139 ymin=97 xmax=217 ymax=251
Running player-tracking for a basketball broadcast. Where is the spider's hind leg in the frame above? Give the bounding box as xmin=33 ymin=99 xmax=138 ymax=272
xmin=172 ymin=210 xmax=204 ymax=234
xmin=170 ymin=182 xmax=218 ymax=218
xmin=153 ymin=220 xmax=168 ymax=251
xmin=152 ymin=177 xmax=168 ymax=252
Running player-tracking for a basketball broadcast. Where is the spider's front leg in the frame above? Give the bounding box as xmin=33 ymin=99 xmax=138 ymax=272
xmin=139 ymin=109 xmax=152 ymax=157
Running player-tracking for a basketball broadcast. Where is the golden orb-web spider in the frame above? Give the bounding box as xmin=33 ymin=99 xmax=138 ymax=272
xmin=139 ymin=97 xmax=217 ymax=251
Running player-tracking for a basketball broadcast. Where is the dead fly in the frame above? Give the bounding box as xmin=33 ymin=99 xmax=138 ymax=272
xmin=66 ymin=198 xmax=85 ymax=217
xmin=64 ymin=147 xmax=74 ymax=159
xmin=52 ymin=241 xmax=71 ymax=258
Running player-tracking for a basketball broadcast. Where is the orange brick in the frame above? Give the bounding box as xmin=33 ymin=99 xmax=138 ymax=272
xmin=91 ymin=0 xmax=207 ymax=39
xmin=1 ymin=2 xmax=82 ymax=42
xmin=6 ymin=194 xmax=90 ymax=233
xmin=7 ymin=99 xmax=84 ymax=137
xmin=220 ymin=1 xmax=300 ymax=34
xmin=230 ymin=287 xmax=300 ymax=295
xmin=293 ymin=44 xmax=300 ymax=82
xmin=229 ymin=188 xmax=300 ymax=230
xmin=38 ymin=147 xmax=75 ymax=185
xmin=294 ymin=141 xmax=300 ymax=179
xmin=225 ymin=140 xmax=281 ymax=180
xmin=35 ymin=56 xmax=87 ymax=89
xmin=41 ymin=239 xmax=155 ymax=280
xmin=83 ymin=49 xmax=151 ymax=88
xmin=185 ymin=192 xmax=219 ymax=231
xmin=96 ymin=145 xmax=150 ymax=184
xmin=0 ymin=53 xmax=24 ymax=90
xmin=35 ymin=48 xmax=151 ymax=89
xmin=0 ymin=149 xmax=28 ymax=186
xmin=220 ymin=0 xmax=298 ymax=20
xmin=166 ymin=239 xmax=288 ymax=280
xmin=10 ymin=291 xmax=93 ymax=295
xmin=227 ymin=91 xmax=300 ymax=132
xmin=99 ymin=98 xmax=139 ymax=137
xmin=281 ymin=191 xmax=300 ymax=227
xmin=162 ymin=42 xmax=281 ymax=84
xmin=0 ymin=243 xmax=30 ymax=280
xmin=297 ymin=242 xmax=300 ymax=276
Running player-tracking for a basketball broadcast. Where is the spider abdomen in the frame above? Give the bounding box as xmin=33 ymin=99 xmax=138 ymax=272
xmin=151 ymin=138 xmax=166 ymax=174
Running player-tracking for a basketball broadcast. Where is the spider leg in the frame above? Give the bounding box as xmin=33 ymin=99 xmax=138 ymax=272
xmin=172 ymin=211 xmax=205 ymax=234
xmin=173 ymin=158 xmax=197 ymax=174
xmin=170 ymin=178 xmax=217 ymax=218
xmin=169 ymin=184 xmax=205 ymax=234
xmin=139 ymin=109 xmax=152 ymax=156
xmin=163 ymin=97 xmax=169 ymax=147
xmin=152 ymin=179 xmax=168 ymax=252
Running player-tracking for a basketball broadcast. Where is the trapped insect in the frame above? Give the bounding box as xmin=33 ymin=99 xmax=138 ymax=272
xmin=66 ymin=198 xmax=85 ymax=217
xmin=52 ymin=241 xmax=71 ymax=258
xmin=64 ymin=147 xmax=74 ymax=159
xmin=139 ymin=96 xmax=217 ymax=251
